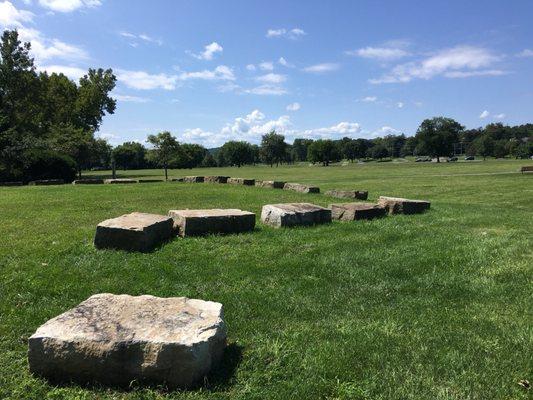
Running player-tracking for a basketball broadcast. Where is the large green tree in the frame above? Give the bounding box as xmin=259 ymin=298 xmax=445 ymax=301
xmin=146 ymin=131 xmax=180 ymax=180
xmin=219 ymin=141 xmax=254 ymax=167
xmin=414 ymin=117 xmax=464 ymax=162
xmin=307 ymin=139 xmax=340 ymax=166
xmin=113 ymin=141 xmax=147 ymax=170
xmin=260 ymin=131 xmax=288 ymax=167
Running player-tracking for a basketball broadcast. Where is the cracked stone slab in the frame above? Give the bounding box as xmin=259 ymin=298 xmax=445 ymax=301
xmin=227 ymin=178 xmax=255 ymax=186
xmin=28 ymin=293 xmax=226 ymax=389
xmin=72 ymin=179 xmax=104 ymax=185
xmin=261 ymin=203 xmax=331 ymax=228
xmin=104 ymin=179 xmax=138 ymax=184
xmin=377 ymin=196 xmax=431 ymax=215
xmin=325 ymin=189 xmax=368 ymax=200
xmin=204 ymin=176 xmax=230 ymax=183
xmin=168 ymin=209 xmax=256 ymax=237
xmin=94 ymin=212 xmax=174 ymax=252
xmin=330 ymin=203 xmax=386 ymax=221
xmin=283 ymin=183 xmax=320 ymax=194
xmin=255 ymin=180 xmax=285 ymax=189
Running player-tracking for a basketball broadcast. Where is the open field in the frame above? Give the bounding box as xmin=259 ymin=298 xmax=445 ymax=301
xmin=0 ymin=159 xmax=531 ymax=399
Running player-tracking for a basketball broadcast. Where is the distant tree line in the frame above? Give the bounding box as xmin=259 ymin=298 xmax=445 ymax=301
xmin=1 ymin=29 xmax=532 ymax=183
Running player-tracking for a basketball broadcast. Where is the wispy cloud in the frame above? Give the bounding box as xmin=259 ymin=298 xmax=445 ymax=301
xmin=38 ymin=0 xmax=101 ymax=13
xmin=479 ymin=110 xmax=489 ymax=119
xmin=516 ymin=49 xmax=533 ymax=58
xmin=113 ymin=94 xmax=151 ymax=103
xmin=359 ymin=96 xmax=377 ymax=103
xmin=119 ymin=31 xmax=163 ymax=46
xmin=346 ymin=46 xmax=409 ymax=60
xmin=266 ymin=27 xmax=306 ymax=40
xmin=278 ymin=57 xmax=294 ymax=68
xmin=244 ymin=85 xmax=287 ymax=96
xmin=189 ymin=42 xmax=223 ymax=60
xmin=286 ymin=102 xmax=300 ymax=111
xmin=38 ymin=65 xmax=86 ymax=80
xmin=303 ymin=63 xmax=340 ymax=73
xmin=254 ymin=73 xmax=286 ymax=84
xmin=0 ymin=1 xmax=34 ymax=27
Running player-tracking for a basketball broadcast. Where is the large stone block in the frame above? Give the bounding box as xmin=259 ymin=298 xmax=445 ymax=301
xmin=227 ymin=177 xmax=255 ymax=186
xmin=168 ymin=209 xmax=255 ymax=237
xmin=377 ymin=196 xmax=431 ymax=215
xmin=184 ymin=176 xmax=204 ymax=183
xmin=204 ymin=176 xmax=229 ymax=183
xmin=72 ymin=179 xmax=104 ymax=185
xmin=283 ymin=182 xmax=320 ymax=194
xmin=94 ymin=212 xmax=174 ymax=252
xmin=325 ymin=189 xmax=368 ymax=200
xmin=104 ymin=178 xmax=138 ymax=184
xmin=330 ymin=203 xmax=386 ymax=221
xmin=28 ymin=179 xmax=65 ymax=186
xmin=255 ymin=180 xmax=286 ymax=189
xmin=261 ymin=203 xmax=331 ymax=228
xmin=28 ymin=294 xmax=226 ymax=389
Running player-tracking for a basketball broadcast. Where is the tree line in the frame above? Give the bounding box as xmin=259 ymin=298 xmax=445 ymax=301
xmin=1 ymin=29 xmax=532 ymax=183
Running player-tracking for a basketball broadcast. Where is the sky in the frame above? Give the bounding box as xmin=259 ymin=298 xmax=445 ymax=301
xmin=2 ymin=0 xmax=533 ymax=147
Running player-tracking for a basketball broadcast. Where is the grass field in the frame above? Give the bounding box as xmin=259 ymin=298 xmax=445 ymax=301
xmin=1 ymin=159 xmax=531 ymax=399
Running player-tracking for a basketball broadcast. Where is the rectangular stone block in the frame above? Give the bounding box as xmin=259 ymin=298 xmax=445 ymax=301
xmin=227 ymin=177 xmax=255 ymax=186
xmin=104 ymin=178 xmax=138 ymax=184
xmin=283 ymin=182 xmax=320 ymax=194
xmin=325 ymin=189 xmax=368 ymax=200
xmin=72 ymin=179 xmax=104 ymax=185
xmin=28 ymin=179 xmax=65 ymax=186
xmin=261 ymin=203 xmax=331 ymax=228
xmin=138 ymin=179 xmax=164 ymax=183
xmin=94 ymin=212 xmax=174 ymax=252
xmin=256 ymin=180 xmax=286 ymax=189
xmin=377 ymin=196 xmax=431 ymax=215
xmin=28 ymin=294 xmax=226 ymax=389
xmin=168 ymin=209 xmax=256 ymax=237
xmin=184 ymin=176 xmax=204 ymax=183
xmin=330 ymin=203 xmax=386 ymax=221
xmin=204 ymin=176 xmax=230 ymax=183
xmin=172 ymin=177 xmax=185 ymax=182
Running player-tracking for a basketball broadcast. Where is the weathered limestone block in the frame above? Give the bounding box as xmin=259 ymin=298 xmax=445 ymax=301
xmin=28 ymin=293 xmax=227 ymax=389
xmin=184 ymin=176 xmax=204 ymax=183
xmin=325 ymin=189 xmax=368 ymax=200
xmin=227 ymin=177 xmax=255 ymax=186
xmin=94 ymin=212 xmax=174 ymax=252
xmin=261 ymin=203 xmax=331 ymax=228
xmin=168 ymin=209 xmax=255 ymax=237
xmin=28 ymin=179 xmax=65 ymax=185
xmin=72 ymin=179 xmax=104 ymax=185
xmin=283 ymin=182 xmax=320 ymax=194
xmin=104 ymin=178 xmax=138 ymax=184
xmin=172 ymin=177 xmax=185 ymax=182
xmin=204 ymin=176 xmax=230 ymax=184
xmin=330 ymin=203 xmax=386 ymax=221
xmin=255 ymin=180 xmax=286 ymax=189
xmin=377 ymin=196 xmax=431 ymax=215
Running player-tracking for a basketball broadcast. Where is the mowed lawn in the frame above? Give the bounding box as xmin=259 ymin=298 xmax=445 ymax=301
xmin=0 ymin=160 xmax=531 ymax=400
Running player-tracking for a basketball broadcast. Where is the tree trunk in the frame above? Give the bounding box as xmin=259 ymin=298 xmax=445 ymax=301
xmin=437 ymin=156 xmax=440 ymax=163
xmin=164 ymin=166 xmax=168 ymax=181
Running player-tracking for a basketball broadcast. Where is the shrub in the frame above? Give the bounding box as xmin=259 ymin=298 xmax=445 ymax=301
xmin=23 ymin=149 xmax=77 ymax=183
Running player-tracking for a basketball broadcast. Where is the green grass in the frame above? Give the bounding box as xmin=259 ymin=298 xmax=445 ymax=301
xmin=0 ymin=159 xmax=531 ymax=399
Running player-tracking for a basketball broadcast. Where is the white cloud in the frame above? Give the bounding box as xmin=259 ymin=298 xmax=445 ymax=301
xmin=119 ymin=31 xmax=162 ymax=46
xmin=479 ymin=110 xmax=490 ymax=119
xmin=221 ymin=109 xmax=292 ymax=139
xmin=38 ymin=64 xmax=86 ymax=80
xmin=347 ymin=46 xmax=409 ymax=60
xmin=266 ymin=27 xmax=306 ymax=40
xmin=0 ymin=1 xmax=34 ymax=26
xmin=516 ymin=49 xmax=533 ymax=58
xmin=278 ymin=57 xmax=294 ymax=67
xmin=370 ymin=46 xmax=503 ymax=84
xmin=286 ymin=102 xmax=300 ymax=111
xmin=303 ymin=63 xmax=340 ymax=73
xmin=255 ymin=73 xmax=286 ymax=84
xmin=246 ymin=64 xmax=256 ymax=71
xmin=299 ymin=122 xmax=361 ymax=139
xmin=244 ymin=85 xmax=287 ymax=96
xmin=113 ymin=94 xmax=151 ymax=103
xmin=38 ymin=0 xmax=101 ymax=12
xmin=116 ymin=69 xmax=179 ymax=90
xmin=259 ymin=61 xmax=274 ymax=71
xmin=190 ymin=41 xmax=223 ymax=60
xmin=494 ymin=113 xmax=506 ymax=119
xmin=177 ymin=65 xmax=235 ymax=81
xmin=371 ymin=126 xmax=401 ymax=137
xmin=359 ymin=96 xmax=377 ymax=102
xmin=397 ymin=102 xmax=404 ymax=108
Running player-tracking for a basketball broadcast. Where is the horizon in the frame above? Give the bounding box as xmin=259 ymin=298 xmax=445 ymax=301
xmin=2 ymin=0 xmax=533 ymax=147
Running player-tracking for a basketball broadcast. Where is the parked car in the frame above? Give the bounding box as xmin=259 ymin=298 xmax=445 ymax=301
xmin=464 ymin=156 xmax=475 ymax=161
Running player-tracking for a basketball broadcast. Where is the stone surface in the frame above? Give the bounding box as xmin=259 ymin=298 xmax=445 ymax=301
xmin=204 ymin=176 xmax=230 ymax=183
xmin=330 ymin=203 xmax=386 ymax=221
xmin=94 ymin=212 xmax=174 ymax=252
xmin=72 ymin=179 xmax=104 ymax=185
xmin=227 ymin=177 xmax=255 ymax=186
xmin=28 ymin=179 xmax=65 ymax=186
xmin=0 ymin=181 xmax=23 ymax=186
xmin=283 ymin=182 xmax=320 ymax=194
xmin=255 ymin=180 xmax=286 ymax=189
xmin=377 ymin=196 xmax=431 ymax=215
xmin=261 ymin=203 xmax=331 ymax=228
xmin=104 ymin=178 xmax=138 ymax=184
xmin=184 ymin=176 xmax=204 ymax=183
xmin=172 ymin=177 xmax=185 ymax=182
xmin=168 ymin=209 xmax=255 ymax=237
xmin=325 ymin=189 xmax=368 ymax=200
xmin=139 ymin=179 xmax=164 ymax=183
xmin=28 ymin=293 xmax=226 ymax=389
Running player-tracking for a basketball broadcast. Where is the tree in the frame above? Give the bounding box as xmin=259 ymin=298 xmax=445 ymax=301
xmin=401 ymin=136 xmax=418 ymax=157
xmin=219 ymin=141 xmax=254 ymax=167
xmin=414 ymin=117 xmax=464 ymax=162
xmin=146 ymin=132 xmax=179 ymax=180
xmin=369 ymin=144 xmax=390 ymax=160
xmin=201 ymin=152 xmax=217 ymax=167
xmin=260 ymin=131 xmax=288 ymax=167
xmin=307 ymin=139 xmax=340 ymax=166
xmin=174 ymin=143 xmax=207 ymax=169
xmin=113 ymin=141 xmax=147 ymax=170
xmin=474 ymin=135 xmax=495 ymax=160
xmin=292 ymin=138 xmax=313 ymax=161
xmin=49 ymin=123 xmax=94 ymax=178
xmin=342 ymin=139 xmax=368 ymax=162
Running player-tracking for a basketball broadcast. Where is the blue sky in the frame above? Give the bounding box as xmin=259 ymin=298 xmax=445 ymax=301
xmin=2 ymin=0 xmax=533 ymax=147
